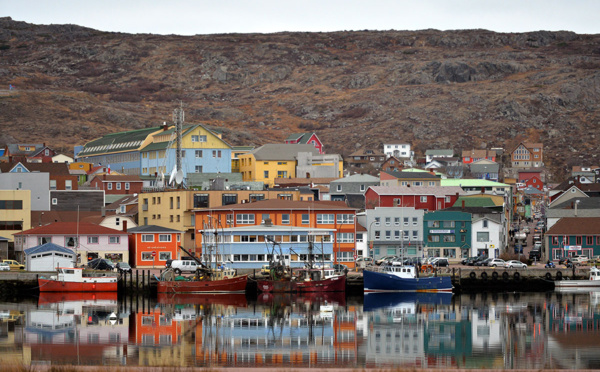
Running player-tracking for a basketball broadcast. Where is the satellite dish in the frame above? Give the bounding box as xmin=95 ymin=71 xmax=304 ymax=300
xmin=169 ymin=165 xmax=177 ymax=184
xmin=175 ymin=170 xmax=184 ymax=184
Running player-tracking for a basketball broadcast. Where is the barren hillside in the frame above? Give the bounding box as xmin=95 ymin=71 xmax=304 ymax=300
xmin=1 ymin=17 xmax=600 ymax=180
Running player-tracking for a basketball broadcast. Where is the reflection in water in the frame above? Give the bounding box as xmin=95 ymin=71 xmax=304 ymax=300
xmin=2 ymin=291 xmax=600 ymax=368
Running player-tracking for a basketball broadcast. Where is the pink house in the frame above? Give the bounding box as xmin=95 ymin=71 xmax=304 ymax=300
xmin=13 ymin=222 xmax=129 ymax=265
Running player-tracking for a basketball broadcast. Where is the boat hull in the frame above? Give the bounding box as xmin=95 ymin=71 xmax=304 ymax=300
xmin=157 ymin=275 xmax=248 ymax=293
xmin=555 ymin=280 xmax=600 ymax=290
xmin=363 ymin=270 xmax=453 ymax=292
xmin=257 ymin=275 xmax=346 ymax=293
xmin=38 ymin=278 xmax=117 ymax=292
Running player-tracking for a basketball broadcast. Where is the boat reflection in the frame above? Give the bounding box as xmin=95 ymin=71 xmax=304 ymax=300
xmin=364 ymin=292 xmax=453 ymax=312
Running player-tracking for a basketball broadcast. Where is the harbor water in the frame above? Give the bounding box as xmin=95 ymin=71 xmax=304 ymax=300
xmin=1 ymin=290 xmax=600 ymax=369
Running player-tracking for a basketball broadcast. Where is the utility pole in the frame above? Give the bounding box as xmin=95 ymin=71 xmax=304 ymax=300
xmin=173 ymin=103 xmax=184 ymax=186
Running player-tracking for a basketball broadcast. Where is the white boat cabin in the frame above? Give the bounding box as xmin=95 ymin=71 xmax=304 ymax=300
xmin=297 ymin=267 xmax=337 ymax=281
xmin=382 ymin=263 xmax=418 ymax=279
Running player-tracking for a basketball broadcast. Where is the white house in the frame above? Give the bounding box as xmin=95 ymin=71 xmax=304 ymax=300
xmin=52 ymin=154 xmax=74 ymax=164
xmin=24 ymin=243 xmax=76 ymax=271
xmin=383 ymin=143 xmax=413 ymax=159
xmin=471 ymin=217 xmax=503 ymax=258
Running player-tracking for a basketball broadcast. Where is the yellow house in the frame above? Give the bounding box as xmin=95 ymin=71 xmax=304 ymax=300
xmin=231 ymin=146 xmax=254 ymax=173
xmin=138 ymin=189 xmax=301 ymax=250
xmin=239 ymin=144 xmax=322 ymax=188
xmin=0 ymin=189 xmax=31 ymax=245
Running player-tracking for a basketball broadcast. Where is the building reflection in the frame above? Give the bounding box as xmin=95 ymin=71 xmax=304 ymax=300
xmin=2 ymin=291 xmax=600 ymax=368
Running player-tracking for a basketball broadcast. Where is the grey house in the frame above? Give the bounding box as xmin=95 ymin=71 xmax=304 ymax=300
xmin=330 ymin=174 xmax=379 ymax=209
xmin=470 ymin=161 xmax=500 ymax=181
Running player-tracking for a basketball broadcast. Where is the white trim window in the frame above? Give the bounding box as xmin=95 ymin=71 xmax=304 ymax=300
xmin=109 ymin=236 xmax=120 ymax=244
xmin=336 ymin=233 xmax=354 ymax=243
xmin=281 ymin=214 xmax=290 ymax=224
xmin=142 ymin=234 xmax=154 ymax=242
xmin=159 ymin=234 xmax=172 ymax=242
xmin=317 ymin=214 xmax=335 ymax=224
xmin=116 ymin=182 xmax=121 ymax=190
xmin=420 ymin=196 xmax=427 ymax=202
xmin=87 ymin=236 xmax=99 ymax=244
xmin=107 ymin=182 xmax=113 ymax=190
xmin=336 ymin=214 xmax=354 ymax=224
xmin=125 ymin=182 xmax=130 ymax=190
xmin=236 ymin=214 xmax=255 ymax=224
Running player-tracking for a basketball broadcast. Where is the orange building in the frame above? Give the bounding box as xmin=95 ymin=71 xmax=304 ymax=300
xmin=193 ymin=199 xmax=358 ymax=268
xmin=127 ymin=225 xmax=182 ymax=268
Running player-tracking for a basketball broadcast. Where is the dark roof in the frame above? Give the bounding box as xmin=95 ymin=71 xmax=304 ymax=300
xmin=444 ymin=206 xmax=501 ymax=214
xmin=382 ymin=170 xmax=439 ymax=179
xmin=552 ymin=177 xmax=600 ymax=192
xmin=31 ymin=211 xmax=104 ymax=225
xmin=550 ymin=197 xmax=600 ymax=210
xmin=251 ymin=144 xmax=319 ymax=160
xmin=24 ymin=243 xmax=75 ymax=256
xmin=0 ymin=162 xmax=71 ymax=175
xmin=198 ymin=199 xmax=355 ymax=212
xmin=77 ymin=126 xmax=163 ymax=157
xmin=127 ymin=225 xmax=182 ymax=233
xmin=5 ymin=144 xmax=46 ymax=156
xmin=546 ymin=217 xmax=600 ymax=235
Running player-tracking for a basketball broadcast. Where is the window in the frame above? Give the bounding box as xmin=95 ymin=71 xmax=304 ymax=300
xmin=159 ymin=234 xmax=172 ymax=242
xmin=159 ymin=252 xmax=171 ymax=261
xmin=50 ymin=180 xmax=57 ymax=190
xmin=212 ymin=150 xmax=216 ymax=158
xmin=360 ymin=184 xmax=365 ymax=192
xmin=356 ymin=233 xmax=364 ymax=242
xmin=375 ymin=231 xmax=381 ymax=240
xmin=428 ymin=235 xmax=440 ymax=242
xmin=412 ymin=230 xmax=418 ymax=240
xmin=317 ymin=214 xmax=335 ymax=224
xmin=193 ymin=194 xmax=209 ymax=208
xmin=395 ymin=230 xmax=401 ymax=239
xmin=394 ymin=217 xmax=400 ymax=225
xmin=337 ymin=214 xmax=354 ymax=224
xmin=385 ymin=217 xmax=391 ymax=225
xmin=429 ymin=181 xmax=436 ymax=186
xmin=420 ymin=196 xmax=427 ymax=202
xmin=552 ymin=236 xmax=559 ymax=245
xmin=337 ymin=233 xmax=354 ymax=243
xmin=483 ymin=220 xmax=488 ymax=228
xmin=477 ymin=232 xmax=489 ymax=242
xmin=125 ymin=182 xmax=130 ymax=190
xmin=116 ymin=182 xmax=121 ymax=190
xmin=576 ymin=236 xmax=582 ymax=245
xmin=141 ymin=252 xmax=153 ymax=261
xmin=195 ymin=150 xmax=203 ymax=158
xmin=412 ymin=217 xmax=418 ymax=226
xmin=586 ymin=236 xmax=593 ymax=245
xmin=374 ymin=217 xmax=381 ymax=225
xmin=277 ymin=171 xmax=288 ymax=178
xmin=443 ymin=235 xmax=456 ymax=242
xmin=109 ymin=236 xmax=120 ymax=244
xmin=88 ymin=236 xmax=99 ymax=244
xmin=236 ymin=214 xmax=255 ymax=224
xmin=0 ymin=200 xmax=23 ymax=209
xmin=142 ymin=234 xmax=154 ymax=242
xmin=443 ymin=221 xmax=455 ymax=228
xmin=65 ymin=236 xmax=77 ymax=247
xmin=302 ymin=214 xmax=310 ymax=224
xmin=195 ymin=165 xmax=203 ymax=173
xmin=385 ymin=230 xmax=391 ymax=240
xmin=65 ymin=180 xmax=72 ymax=190
xmin=403 ymin=217 xmax=409 ymax=226
xmin=281 ymin=214 xmax=290 ymax=224
xmin=428 ymin=221 xmax=440 ymax=228
xmin=107 ymin=182 xmax=112 ymax=190
xmin=222 ymin=194 xmax=238 ymax=205
xmin=264 ymin=170 xmax=269 ymax=178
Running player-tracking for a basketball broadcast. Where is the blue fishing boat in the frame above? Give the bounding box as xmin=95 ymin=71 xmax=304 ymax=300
xmin=363 ymin=262 xmax=453 ymax=293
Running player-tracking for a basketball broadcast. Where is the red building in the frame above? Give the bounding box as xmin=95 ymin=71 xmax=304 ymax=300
xmin=284 ymin=132 xmax=324 ymax=154
xmin=3 ymin=143 xmax=56 ymax=163
xmin=89 ymin=175 xmax=144 ymax=194
xmin=127 ymin=225 xmax=182 ymax=268
xmin=364 ymin=186 xmax=465 ymax=210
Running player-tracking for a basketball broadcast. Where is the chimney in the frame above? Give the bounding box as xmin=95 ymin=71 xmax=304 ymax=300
xmin=103 ymin=174 xmax=106 ymax=180
xmin=123 ymin=220 xmax=128 ymax=233
xmin=264 ymin=218 xmax=272 ymax=226
xmin=462 ymin=200 xmax=465 ymax=210
xmin=101 ymin=207 xmax=106 ymax=217
xmin=163 ymin=121 xmax=168 ymax=131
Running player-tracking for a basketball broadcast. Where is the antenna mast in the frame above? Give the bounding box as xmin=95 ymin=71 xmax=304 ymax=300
xmin=173 ymin=103 xmax=184 ymax=175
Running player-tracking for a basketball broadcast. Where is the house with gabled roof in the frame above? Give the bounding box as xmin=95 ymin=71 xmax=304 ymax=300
xmin=0 ymin=162 xmax=78 ymax=191
xmin=24 ymin=243 xmax=76 ymax=271
xmin=545 ymin=217 xmax=600 ymax=260
xmin=330 ymin=174 xmax=379 ymax=208
xmin=381 ymin=156 xmax=404 ymax=173
xmin=380 ymin=170 xmax=441 ymax=188
xmin=425 ymin=149 xmax=454 ymax=163
xmin=383 ymin=143 xmax=412 ymax=159
xmin=546 ymin=197 xmax=600 ymax=230
xmin=140 ymin=123 xmax=232 ymax=179
xmin=511 ymin=142 xmax=544 ymax=168
xmin=285 ymin=132 xmax=323 ymax=154
xmin=3 ymin=143 xmax=56 ymax=163
xmin=89 ymin=174 xmax=143 ymax=195
xmin=469 ymin=160 xmax=500 ymax=181
xmin=462 ymin=149 xmax=496 ymax=164
xmin=13 ymin=222 xmax=129 ymax=265
xmin=238 ymin=144 xmax=323 ymax=188
xmin=364 ymin=186 xmax=465 ymax=210
xmin=347 ymin=149 xmax=386 ymax=170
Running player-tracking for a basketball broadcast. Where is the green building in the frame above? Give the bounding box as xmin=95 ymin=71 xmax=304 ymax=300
xmin=423 ymin=210 xmax=472 ymax=260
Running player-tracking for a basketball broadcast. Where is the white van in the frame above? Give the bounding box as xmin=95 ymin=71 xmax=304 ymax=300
xmin=169 ymin=260 xmax=199 ymax=274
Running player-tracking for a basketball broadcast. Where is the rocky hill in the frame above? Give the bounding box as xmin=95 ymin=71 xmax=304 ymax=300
xmin=1 ymin=17 xmax=599 ymax=180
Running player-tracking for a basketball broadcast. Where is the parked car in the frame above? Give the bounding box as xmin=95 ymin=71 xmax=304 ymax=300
xmin=2 ymin=259 xmax=24 ymax=270
xmin=529 ymin=248 xmax=541 ymax=260
xmin=505 ymin=260 xmax=527 ymax=269
xmin=168 ymin=260 xmax=200 ymax=274
xmin=431 ymin=258 xmax=449 ymax=267
xmin=375 ymin=256 xmax=397 ymax=265
xmin=488 ymin=258 xmax=506 ymax=268
xmin=461 ymin=256 xmax=478 ymax=265
xmin=533 ymin=241 xmax=542 ymax=250
xmin=356 ymin=257 xmax=374 ymax=268
xmin=87 ymin=258 xmax=115 ymax=271
xmin=475 ymin=258 xmax=492 ymax=267
xmin=571 ymin=255 xmax=589 ymax=266
xmin=0 ymin=262 xmax=10 ymax=271
xmin=115 ymin=262 xmax=132 ymax=274
xmin=522 ymin=227 xmax=530 ymax=234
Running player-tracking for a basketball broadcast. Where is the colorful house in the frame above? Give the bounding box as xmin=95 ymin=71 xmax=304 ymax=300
xmin=0 ymin=190 xmax=31 ymax=256
xmin=193 ymin=199 xmax=358 ymax=267
xmin=423 ymin=210 xmax=472 ymax=260
xmin=0 ymin=162 xmax=78 ymax=191
xmin=89 ymin=174 xmax=144 ymax=195
xmin=364 ymin=186 xmax=465 ymax=211
xmin=510 ymin=142 xmax=544 ymax=168
xmin=285 ymin=132 xmax=324 ymax=154
xmin=379 ymin=170 xmax=441 ymax=187
xmin=461 ymin=149 xmax=496 ymax=164
xmin=127 ymin=225 xmax=182 ymax=268
xmin=13 ymin=222 xmax=129 ymax=265
xmin=3 ymin=143 xmax=56 ymax=163
xmin=545 ymin=217 xmax=600 ymax=260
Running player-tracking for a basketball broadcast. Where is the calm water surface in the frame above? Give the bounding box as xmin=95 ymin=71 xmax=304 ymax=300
xmin=1 ymin=290 xmax=600 ymax=369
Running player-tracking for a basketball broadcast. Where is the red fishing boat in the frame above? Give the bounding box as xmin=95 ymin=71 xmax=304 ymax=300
xmin=38 ymin=267 xmax=118 ymax=292
xmin=257 ymin=266 xmax=346 ymax=293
